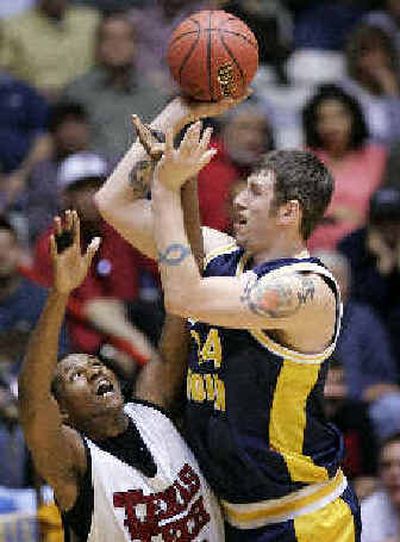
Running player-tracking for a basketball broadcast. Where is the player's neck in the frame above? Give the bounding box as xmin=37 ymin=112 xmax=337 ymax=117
xmin=252 ymin=238 xmax=308 ymax=266
xmin=84 ymin=411 xmax=129 ymax=441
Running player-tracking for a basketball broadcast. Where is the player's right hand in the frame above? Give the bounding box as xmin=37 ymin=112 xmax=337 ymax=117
xmin=163 ymin=88 xmax=252 ymax=133
xmin=50 ymin=210 xmax=100 ymax=295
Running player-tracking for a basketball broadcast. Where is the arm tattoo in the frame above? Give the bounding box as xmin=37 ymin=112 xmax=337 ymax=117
xmin=158 ymin=243 xmax=191 ymax=266
xmin=129 ymin=160 xmax=153 ymax=198
xmin=297 ymin=276 xmax=315 ymax=305
xmin=241 ymin=272 xmax=316 ymax=318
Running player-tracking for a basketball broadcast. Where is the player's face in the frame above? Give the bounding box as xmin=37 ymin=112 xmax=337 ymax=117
xmin=316 ymin=99 xmax=352 ymax=154
xmin=233 ymin=170 xmax=278 ymax=254
xmin=380 ymin=441 xmax=400 ymax=508
xmin=56 ymin=354 xmax=124 ymax=426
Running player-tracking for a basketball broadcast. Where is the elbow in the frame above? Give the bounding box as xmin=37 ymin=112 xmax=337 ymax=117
xmin=94 ymin=189 xmax=112 ymax=220
xmin=164 ymin=293 xmax=190 ymax=317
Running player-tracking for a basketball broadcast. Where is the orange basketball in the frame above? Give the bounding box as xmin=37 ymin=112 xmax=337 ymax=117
xmin=167 ymin=10 xmax=259 ymax=102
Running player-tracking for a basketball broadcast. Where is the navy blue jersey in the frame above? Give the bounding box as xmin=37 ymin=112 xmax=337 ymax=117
xmin=185 ymin=243 xmax=344 ymax=505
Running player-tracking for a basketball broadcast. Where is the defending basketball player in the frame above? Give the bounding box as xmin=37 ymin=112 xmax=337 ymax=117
xmin=18 ymin=209 xmax=224 ymax=541
xmin=96 ymin=96 xmax=362 ymax=540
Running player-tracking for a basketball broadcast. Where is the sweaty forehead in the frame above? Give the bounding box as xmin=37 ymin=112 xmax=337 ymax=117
xmin=57 ymin=353 xmax=102 ymax=375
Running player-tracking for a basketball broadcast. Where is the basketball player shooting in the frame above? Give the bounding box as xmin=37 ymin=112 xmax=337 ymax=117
xmin=96 ymin=100 xmax=362 ymax=539
xmin=18 ymin=206 xmax=225 ymax=540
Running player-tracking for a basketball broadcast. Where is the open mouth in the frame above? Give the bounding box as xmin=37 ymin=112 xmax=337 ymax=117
xmin=95 ymin=378 xmax=114 ymax=397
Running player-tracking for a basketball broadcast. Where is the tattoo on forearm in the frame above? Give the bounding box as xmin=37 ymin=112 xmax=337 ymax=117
xmin=158 ymin=243 xmax=191 ymax=266
xmin=129 ymin=160 xmax=153 ymax=198
xmin=241 ymin=272 xmax=316 ymax=318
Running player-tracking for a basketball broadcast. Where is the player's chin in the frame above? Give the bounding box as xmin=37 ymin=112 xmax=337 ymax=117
xmin=233 ymin=224 xmax=247 ymax=246
xmin=95 ymin=389 xmax=123 ymax=408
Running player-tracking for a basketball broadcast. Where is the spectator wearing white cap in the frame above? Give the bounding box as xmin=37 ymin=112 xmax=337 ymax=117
xmin=23 ymin=101 xmax=92 ymax=243
xmin=31 ymin=151 xmax=162 ymax=370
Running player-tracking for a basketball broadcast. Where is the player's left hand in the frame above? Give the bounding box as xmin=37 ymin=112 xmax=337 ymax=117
xmin=50 ymin=210 xmax=101 ymax=295
xmin=154 ymin=121 xmax=216 ymax=192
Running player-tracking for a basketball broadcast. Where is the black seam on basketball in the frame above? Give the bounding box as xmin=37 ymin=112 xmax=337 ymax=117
xmin=178 ymin=28 xmax=201 ymax=85
xmin=220 ymin=29 xmax=258 ymax=51
xmin=187 ymin=16 xmax=201 ymax=30
xmin=207 ymin=11 xmax=214 ymax=101
xmin=169 ymin=29 xmax=201 ymax=48
xmin=219 ymin=32 xmax=245 ymax=88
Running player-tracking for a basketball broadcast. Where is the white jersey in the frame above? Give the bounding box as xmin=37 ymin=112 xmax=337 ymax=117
xmin=84 ymin=401 xmax=224 ymax=542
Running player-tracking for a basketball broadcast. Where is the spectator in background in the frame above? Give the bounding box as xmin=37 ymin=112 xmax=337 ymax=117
xmin=364 ymin=0 xmax=400 ymax=56
xmin=361 ymin=434 xmax=400 ymax=541
xmin=0 ymin=379 xmax=26 ymax=488
xmin=63 ymin=11 xmax=167 ymax=162
xmin=339 ymin=186 xmax=400 ymax=373
xmin=0 ymin=0 xmax=100 ymax=100
xmin=324 ymin=357 xmax=378 ymax=499
xmin=286 ymin=0 xmax=365 ymax=86
xmin=304 ymin=84 xmax=386 ymax=250
xmin=198 ymin=100 xmax=274 ymax=232
xmin=129 ymin=0 xmax=209 ymax=92
xmin=22 ymin=102 xmax=91 ymax=243
xmin=0 ymin=217 xmax=68 ymax=380
xmin=343 ymin=23 xmax=400 ymax=146
xmin=32 ymin=152 xmax=161 ymax=365
xmin=0 ymin=71 xmax=50 ymax=215
xmin=316 ymin=250 xmax=400 ymax=442
xmin=0 ymin=216 xmax=68 ymax=487
xmin=224 ymin=0 xmax=292 ymax=84
xmin=0 ymin=0 xmax=33 ymax=19
xmin=71 ymin=0 xmax=141 ymax=11
xmin=293 ymin=0 xmax=365 ymax=52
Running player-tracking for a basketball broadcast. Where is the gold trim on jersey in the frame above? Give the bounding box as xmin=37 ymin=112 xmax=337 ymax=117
xmin=204 ymin=242 xmax=238 ymax=268
xmin=250 ymin=329 xmax=335 ymax=364
xmin=269 ymin=357 xmax=329 ymax=483
xmin=221 ymin=468 xmax=347 ymax=529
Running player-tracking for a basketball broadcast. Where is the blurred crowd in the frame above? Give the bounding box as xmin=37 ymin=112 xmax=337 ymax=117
xmin=1 ymin=0 xmax=400 ymax=540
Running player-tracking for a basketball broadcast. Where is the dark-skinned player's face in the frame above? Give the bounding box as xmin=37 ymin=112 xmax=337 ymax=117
xmin=55 ymin=354 xmax=124 ymax=427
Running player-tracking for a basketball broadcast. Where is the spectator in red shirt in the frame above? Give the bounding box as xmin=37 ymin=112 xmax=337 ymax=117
xmin=32 ymin=151 xmax=161 ymax=364
xmin=198 ymin=100 xmax=275 ymax=233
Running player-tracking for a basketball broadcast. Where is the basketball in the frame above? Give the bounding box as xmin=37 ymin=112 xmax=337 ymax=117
xmin=167 ymin=10 xmax=259 ymax=102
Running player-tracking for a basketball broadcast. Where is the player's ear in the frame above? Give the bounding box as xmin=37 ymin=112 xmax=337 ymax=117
xmin=277 ymin=200 xmax=301 ymax=226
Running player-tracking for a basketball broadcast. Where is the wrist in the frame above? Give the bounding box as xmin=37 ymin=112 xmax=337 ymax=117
xmin=151 ymin=99 xmax=190 ymax=136
xmin=50 ymin=287 xmax=71 ymax=300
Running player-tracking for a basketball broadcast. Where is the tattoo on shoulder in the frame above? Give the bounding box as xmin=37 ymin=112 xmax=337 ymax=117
xmin=158 ymin=243 xmax=191 ymax=266
xmin=129 ymin=160 xmax=153 ymax=198
xmin=241 ymin=272 xmax=316 ymax=318
xmin=297 ymin=276 xmax=315 ymax=305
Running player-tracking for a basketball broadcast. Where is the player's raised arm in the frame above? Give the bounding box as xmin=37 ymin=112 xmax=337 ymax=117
xmin=18 ymin=211 xmax=100 ymax=511
xmin=95 ymin=97 xmax=246 ymax=259
xmin=134 ymin=170 xmax=204 ymax=408
xmin=151 ymin=123 xmax=336 ymax=347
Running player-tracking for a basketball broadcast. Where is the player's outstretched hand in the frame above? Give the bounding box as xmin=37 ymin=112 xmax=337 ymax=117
xmin=154 ymin=121 xmax=216 ymax=192
xmin=50 ymin=210 xmax=101 ymax=295
xmin=171 ymin=88 xmax=252 ymax=132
